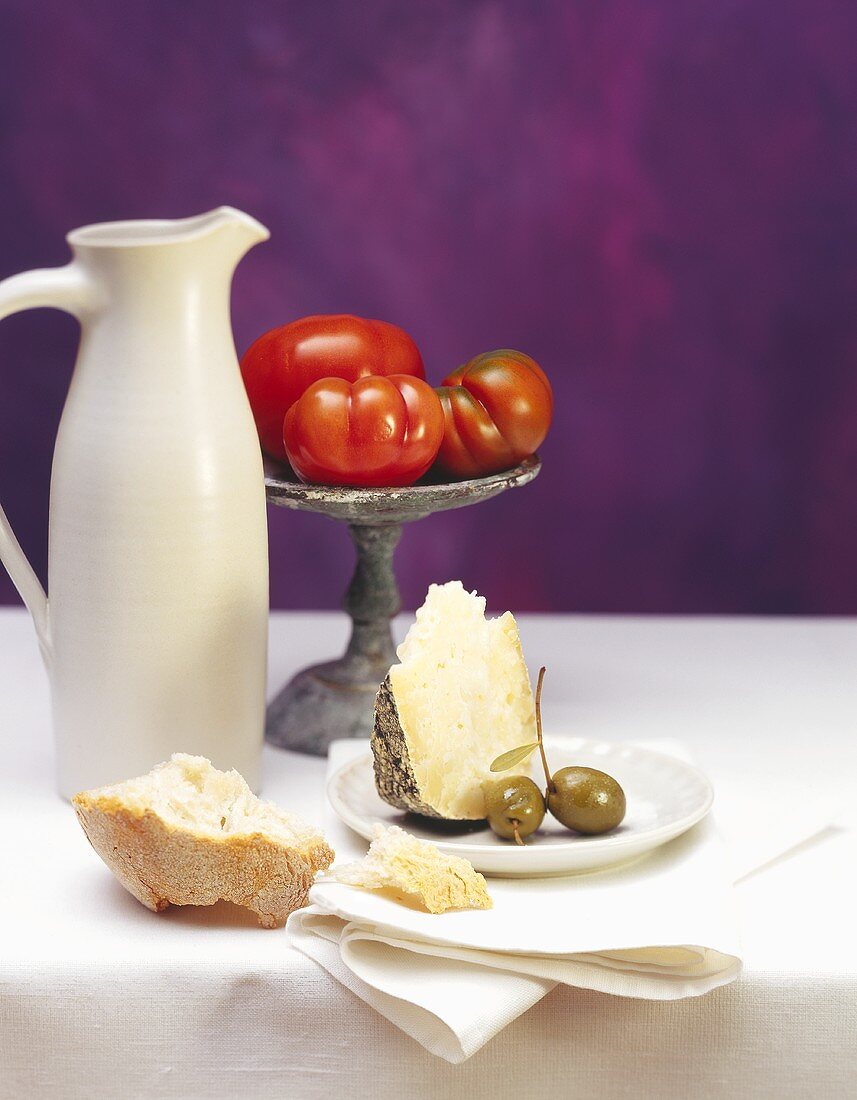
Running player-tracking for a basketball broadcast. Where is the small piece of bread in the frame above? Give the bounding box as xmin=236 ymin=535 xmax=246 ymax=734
xmin=332 ymin=824 xmax=492 ymax=914
xmin=73 ymin=753 xmax=334 ymax=928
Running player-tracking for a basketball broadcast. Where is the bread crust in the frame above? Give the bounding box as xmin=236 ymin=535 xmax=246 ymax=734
xmin=73 ymin=793 xmax=334 ymax=928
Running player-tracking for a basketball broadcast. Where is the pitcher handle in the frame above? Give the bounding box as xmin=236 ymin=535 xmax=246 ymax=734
xmin=0 ymin=264 xmax=93 ymax=665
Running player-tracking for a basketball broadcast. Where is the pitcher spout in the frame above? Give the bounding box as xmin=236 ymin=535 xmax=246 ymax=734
xmin=194 ymin=206 xmax=270 ymax=254
xmin=67 ymin=206 xmax=270 ymax=257
xmin=162 ymin=207 xmax=270 ymax=272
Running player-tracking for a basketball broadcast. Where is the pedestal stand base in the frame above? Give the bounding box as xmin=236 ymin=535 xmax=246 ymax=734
xmin=265 ymin=655 xmax=390 ymax=754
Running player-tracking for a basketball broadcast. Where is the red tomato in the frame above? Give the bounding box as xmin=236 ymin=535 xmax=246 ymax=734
xmin=283 ymin=375 xmax=444 ymax=487
xmin=434 ymin=349 xmax=552 ymax=478
xmin=240 ymin=314 xmax=425 ymax=459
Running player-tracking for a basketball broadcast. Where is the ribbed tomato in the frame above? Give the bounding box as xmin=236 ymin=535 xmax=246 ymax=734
xmin=240 ymin=314 xmax=425 ymax=459
xmin=283 ymin=375 xmax=444 ymax=487
xmin=434 ymin=349 xmax=552 ymax=478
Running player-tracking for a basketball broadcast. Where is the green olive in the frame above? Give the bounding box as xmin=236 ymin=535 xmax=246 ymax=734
xmin=484 ymin=776 xmax=545 ymax=843
xmin=547 ymin=766 xmax=626 ymax=834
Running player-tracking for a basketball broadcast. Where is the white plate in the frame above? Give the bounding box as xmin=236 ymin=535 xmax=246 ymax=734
xmin=327 ymin=737 xmax=714 ymax=876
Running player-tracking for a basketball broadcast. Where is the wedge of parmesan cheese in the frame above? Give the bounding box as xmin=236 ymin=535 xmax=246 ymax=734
xmin=372 ymin=580 xmax=537 ymax=820
xmin=332 ymin=824 xmax=492 ymax=913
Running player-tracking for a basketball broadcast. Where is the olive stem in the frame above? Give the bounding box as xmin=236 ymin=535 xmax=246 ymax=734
xmin=512 ymin=821 xmax=524 ymax=846
xmin=535 ymin=666 xmax=555 ymax=794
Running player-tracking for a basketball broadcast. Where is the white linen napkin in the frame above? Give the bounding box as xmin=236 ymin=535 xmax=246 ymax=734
xmin=287 ymin=739 xmax=825 ymax=1063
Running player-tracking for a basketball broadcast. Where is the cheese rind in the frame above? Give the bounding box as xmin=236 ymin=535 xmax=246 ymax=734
xmin=372 ymin=581 xmax=537 ymax=819
xmin=373 ymin=676 xmax=440 ymax=816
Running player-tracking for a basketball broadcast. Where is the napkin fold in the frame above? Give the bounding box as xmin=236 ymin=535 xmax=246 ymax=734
xmin=287 ymin=739 xmax=826 ymax=1063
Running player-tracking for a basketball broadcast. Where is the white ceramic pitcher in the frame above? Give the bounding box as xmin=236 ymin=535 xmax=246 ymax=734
xmin=0 ymin=208 xmax=270 ymax=798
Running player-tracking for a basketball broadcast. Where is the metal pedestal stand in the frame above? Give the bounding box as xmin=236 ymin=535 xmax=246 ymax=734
xmin=264 ymin=455 xmax=541 ymax=755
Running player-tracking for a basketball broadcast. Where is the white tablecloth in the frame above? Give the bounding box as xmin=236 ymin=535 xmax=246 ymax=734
xmin=1 ymin=609 xmax=855 ymax=1098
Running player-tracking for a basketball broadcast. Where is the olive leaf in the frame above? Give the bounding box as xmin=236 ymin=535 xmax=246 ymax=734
xmin=490 ymin=742 xmax=540 ymax=773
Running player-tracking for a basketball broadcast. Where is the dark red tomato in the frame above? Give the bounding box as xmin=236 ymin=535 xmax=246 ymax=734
xmin=434 ymin=349 xmax=552 ymax=478
xmin=240 ymin=315 xmax=425 ymax=459
xmin=283 ymin=375 xmax=444 ymax=487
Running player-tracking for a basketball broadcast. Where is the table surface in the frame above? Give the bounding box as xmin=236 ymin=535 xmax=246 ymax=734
xmin=1 ymin=608 xmax=855 ymax=1099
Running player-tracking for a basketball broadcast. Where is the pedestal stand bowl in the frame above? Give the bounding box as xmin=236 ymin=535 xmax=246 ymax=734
xmin=264 ymin=454 xmax=541 ymax=755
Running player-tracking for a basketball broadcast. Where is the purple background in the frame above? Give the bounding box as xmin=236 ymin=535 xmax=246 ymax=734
xmin=1 ymin=0 xmax=856 ymax=614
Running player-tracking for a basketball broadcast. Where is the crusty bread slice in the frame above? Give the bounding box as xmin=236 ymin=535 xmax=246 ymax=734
xmin=332 ymin=824 xmax=492 ymax=914
xmin=73 ymin=753 xmax=334 ymax=928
